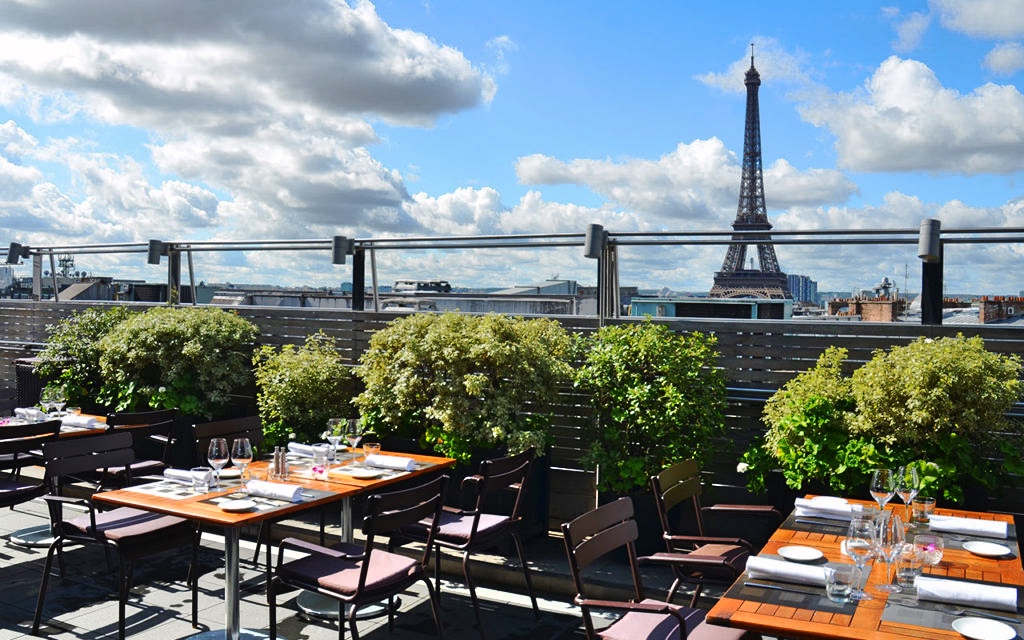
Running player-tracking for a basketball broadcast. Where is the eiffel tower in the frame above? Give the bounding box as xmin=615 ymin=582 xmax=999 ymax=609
xmin=709 ymin=46 xmax=791 ymax=299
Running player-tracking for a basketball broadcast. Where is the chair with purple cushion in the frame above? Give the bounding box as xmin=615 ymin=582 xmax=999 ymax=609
xmin=268 ymin=474 xmax=448 ymax=640
xmin=562 ymin=497 xmax=760 ymax=640
xmin=32 ymin=431 xmax=200 ymax=640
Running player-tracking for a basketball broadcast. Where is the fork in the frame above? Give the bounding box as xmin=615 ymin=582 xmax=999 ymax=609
xmin=939 ymin=604 xmax=1021 ymax=624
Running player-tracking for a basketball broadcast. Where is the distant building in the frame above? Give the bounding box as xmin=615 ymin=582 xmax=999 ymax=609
xmin=787 ymin=274 xmax=818 ymax=304
xmin=630 ymin=296 xmax=792 ymax=320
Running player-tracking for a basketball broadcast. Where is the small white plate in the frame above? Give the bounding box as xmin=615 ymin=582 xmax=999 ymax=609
xmin=963 ymin=540 xmax=1012 ymax=557
xmin=332 ymin=467 xmax=384 ymax=480
xmin=220 ymin=499 xmax=257 ymax=512
xmin=217 ymin=468 xmax=242 ymax=479
xmin=952 ymin=616 xmax=1016 ymax=640
xmin=778 ymin=545 xmax=824 ymax=563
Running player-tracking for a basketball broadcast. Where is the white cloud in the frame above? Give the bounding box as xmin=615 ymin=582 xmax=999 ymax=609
xmin=984 ymin=42 xmax=1024 ymax=75
xmin=695 ymin=37 xmax=812 ymax=93
xmin=891 ymin=11 xmax=931 ymax=53
xmin=799 ymin=56 xmax=1024 ymax=174
xmin=930 ymin=0 xmax=1024 ymax=39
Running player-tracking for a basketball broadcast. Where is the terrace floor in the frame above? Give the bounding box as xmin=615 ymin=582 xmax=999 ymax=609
xmin=1 ymin=488 xmax=743 ymax=640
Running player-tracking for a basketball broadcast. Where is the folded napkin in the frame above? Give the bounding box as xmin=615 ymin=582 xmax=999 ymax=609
xmin=15 ymin=407 xmax=47 ymax=421
xmin=794 ymin=497 xmax=854 ymax=521
xmin=287 ymin=442 xmax=317 ymax=458
xmin=745 ymin=556 xmax=828 ymax=587
xmin=163 ymin=468 xmax=195 ymax=485
xmin=364 ymin=454 xmax=416 ymax=471
xmin=929 ymin=515 xmax=1008 ymax=539
xmin=61 ymin=414 xmax=99 ymax=428
xmin=246 ymin=479 xmax=303 ymax=502
xmin=916 ymin=576 xmax=1019 ymax=612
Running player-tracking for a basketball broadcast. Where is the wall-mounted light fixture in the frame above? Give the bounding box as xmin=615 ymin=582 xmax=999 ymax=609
xmin=147 ymin=239 xmax=165 ymax=265
xmin=6 ymin=242 xmax=30 ymax=264
xmin=332 ymin=235 xmax=355 ymax=265
xmin=583 ymin=223 xmax=606 ymax=259
xmin=918 ymin=219 xmax=941 ymax=263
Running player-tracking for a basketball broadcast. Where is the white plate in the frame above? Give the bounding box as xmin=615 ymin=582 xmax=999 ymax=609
xmin=778 ymin=545 xmax=824 ymax=562
xmin=332 ymin=467 xmax=385 ymax=480
xmin=963 ymin=540 xmax=1012 ymax=557
xmin=217 ymin=468 xmax=242 ymax=479
xmin=952 ymin=616 xmax=1016 ymax=640
xmin=219 ymin=499 xmax=257 ymax=512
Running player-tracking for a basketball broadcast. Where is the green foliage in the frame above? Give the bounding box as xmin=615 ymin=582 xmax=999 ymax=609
xmin=741 ymin=335 xmax=1024 ymax=503
xmin=96 ymin=306 xmax=259 ymax=418
xmin=34 ymin=306 xmax=137 ymax=412
xmin=574 ymin=320 xmax=727 ymax=494
xmin=253 ymin=332 xmax=355 ymax=447
xmin=354 ymin=312 xmax=573 ymax=463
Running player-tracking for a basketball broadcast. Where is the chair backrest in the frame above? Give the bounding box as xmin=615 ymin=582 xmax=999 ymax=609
xmin=193 ymin=416 xmax=264 ymax=464
xmin=42 ymin=431 xmax=136 ymax=490
xmin=561 ymin=498 xmax=646 ymax=624
xmin=105 ymin=408 xmax=178 ymax=427
xmin=468 ymin=447 xmax=534 ymax=520
xmin=651 ymin=459 xmax=706 ymax=540
xmin=0 ymin=419 xmax=61 ymax=466
xmin=0 ymin=418 xmax=62 ymax=441
xmin=361 ymin=474 xmax=448 ymax=572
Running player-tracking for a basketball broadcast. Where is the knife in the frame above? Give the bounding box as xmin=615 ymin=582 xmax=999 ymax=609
xmin=744 ymin=581 xmax=822 ymax=597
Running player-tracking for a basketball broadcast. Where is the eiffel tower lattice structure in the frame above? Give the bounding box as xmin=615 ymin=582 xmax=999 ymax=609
xmin=709 ymin=47 xmax=791 ymax=300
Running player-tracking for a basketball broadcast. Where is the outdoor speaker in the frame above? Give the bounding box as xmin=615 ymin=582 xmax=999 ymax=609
xmin=584 ymin=224 xmax=605 ymax=259
xmin=918 ymin=219 xmax=941 ymax=263
xmin=332 ymin=235 xmax=352 ymax=265
xmin=147 ymin=239 xmax=164 ymax=265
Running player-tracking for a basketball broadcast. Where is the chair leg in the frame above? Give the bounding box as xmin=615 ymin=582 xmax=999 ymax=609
xmin=462 ymin=551 xmax=487 ymax=640
xmin=423 ymin=576 xmax=445 ymax=639
xmin=665 ymin=576 xmax=682 ymax=603
xmin=118 ymin=558 xmax=132 ymax=640
xmin=511 ymin=532 xmax=539 ymax=620
xmin=689 ymin=582 xmax=704 ymax=608
xmin=344 ymin=601 xmax=357 ymax=640
xmin=32 ymin=539 xmax=60 ymax=634
xmin=268 ymin=577 xmax=278 ymax=639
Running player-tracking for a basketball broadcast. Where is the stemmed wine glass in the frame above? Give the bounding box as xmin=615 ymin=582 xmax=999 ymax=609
xmin=873 ymin=512 xmax=906 ymax=593
xmin=39 ymin=387 xmax=58 ymax=417
xmin=895 ymin=465 xmax=920 ymax=521
xmin=869 ymin=468 xmax=896 ymax=510
xmin=845 ymin=518 xmax=877 ymax=601
xmin=207 ymin=438 xmax=229 ymax=489
xmin=325 ymin=418 xmax=344 ymax=461
xmin=230 ymin=437 xmax=253 ymax=492
xmin=345 ymin=419 xmax=362 ymax=457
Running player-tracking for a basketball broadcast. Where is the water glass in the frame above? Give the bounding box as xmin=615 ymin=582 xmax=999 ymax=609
xmin=825 ymin=564 xmax=857 ymax=603
xmin=311 ymin=443 xmax=330 ymax=479
xmin=896 ymin=545 xmax=921 ymax=588
xmin=362 ymin=442 xmax=381 ymax=462
xmin=912 ymin=497 xmax=936 ymax=524
xmin=190 ymin=467 xmax=212 ymax=493
xmin=913 ymin=533 xmax=944 ymax=567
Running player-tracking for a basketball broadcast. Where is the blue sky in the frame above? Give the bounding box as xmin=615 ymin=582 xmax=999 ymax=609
xmin=1 ymin=0 xmax=1023 ymax=295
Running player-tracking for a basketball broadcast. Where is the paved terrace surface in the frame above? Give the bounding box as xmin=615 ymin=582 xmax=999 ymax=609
xmin=0 ymin=479 xmax=744 ymax=640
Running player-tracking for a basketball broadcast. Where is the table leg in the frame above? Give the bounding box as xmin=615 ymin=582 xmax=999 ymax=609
xmin=190 ymin=526 xmax=269 ymax=640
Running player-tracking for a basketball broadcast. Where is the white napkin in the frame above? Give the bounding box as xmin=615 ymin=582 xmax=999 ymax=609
xmin=61 ymin=414 xmax=99 ymax=428
xmin=287 ymin=442 xmax=316 ymax=458
xmin=916 ymin=576 xmax=1019 ymax=612
xmin=364 ymin=454 xmax=416 ymax=471
xmin=745 ymin=556 xmax=828 ymax=587
xmin=15 ymin=407 xmax=47 ymax=421
xmin=929 ymin=515 xmax=1008 ymax=539
xmin=246 ymin=479 xmax=303 ymax=502
xmin=794 ymin=497 xmax=854 ymax=521
xmin=163 ymin=469 xmax=195 ymax=485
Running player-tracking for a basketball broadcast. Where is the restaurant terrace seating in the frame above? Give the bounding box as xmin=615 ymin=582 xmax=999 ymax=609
xmin=98 ymin=408 xmax=180 ymax=487
xmin=0 ymin=419 xmax=60 ymax=511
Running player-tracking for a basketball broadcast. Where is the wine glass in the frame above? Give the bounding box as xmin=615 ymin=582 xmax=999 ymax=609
xmin=345 ymin=419 xmax=362 ymax=454
xmin=325 ymin=418 xmax=344 ymax=461
xmin=207 ymin=438 xmax=229 ymax=488
xmin=845 ymin=518 xmax=877 ymax=600
xmin=873 ymin=512 xmax=906 ymax=593
xmin=895 ymin=465 xmax=920 ymax=521
xmin=39 ymin=387 xmax=58 ymax=417
xmin=230 ymin=437 xmax=253 ymax=492
xmin=869 ymin=468 xmax=895 ymax=510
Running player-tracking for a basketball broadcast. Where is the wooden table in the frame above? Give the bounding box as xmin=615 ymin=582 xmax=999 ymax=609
xmin=93 ymin=452 xmax=455 ymax=640
xmin=706 ymin=498 xmax=1023 ymax=639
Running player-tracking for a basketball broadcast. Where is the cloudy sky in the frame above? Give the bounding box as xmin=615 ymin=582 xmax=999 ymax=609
xmin=1 ymin=0 xmax=1023 ymax=295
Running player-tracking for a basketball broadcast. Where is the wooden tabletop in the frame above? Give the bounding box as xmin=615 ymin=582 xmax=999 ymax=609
xmin=706 ymin=498 xmax=1022 ymax=640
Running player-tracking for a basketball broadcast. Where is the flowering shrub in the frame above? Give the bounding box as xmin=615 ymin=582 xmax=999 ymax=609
xmin=354 ymin=312 xmax=572 ymax=463
xmin=741 ymin=335 xmax=1024 ymax=503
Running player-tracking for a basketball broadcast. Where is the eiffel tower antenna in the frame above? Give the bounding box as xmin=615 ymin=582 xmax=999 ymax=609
xmin=709 ymin=45 xmax=791 ymax=299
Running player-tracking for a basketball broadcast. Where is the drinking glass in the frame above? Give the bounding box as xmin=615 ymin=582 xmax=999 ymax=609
xmin=39 ymin=387 xmax=57 ymax=416
xmin=913 ymin=533 xmax=944 ymax=568
xmin=825 ymin=564 xmax=857 ymax=604
xmin=207 ymin=438 xmax=229 ymax=488
xmin=873 ymin=512 xmax=906 ymax=593
xmin=869 ymin=468 xmax=895 ymax=509
xmin=231 ymin=437 xmax=253 ymax=492
xmin=345 ymin=419 xmax=362 ymax=453
xmin=325 ymin=418 xmax=344 ymax=461
xmin=845 ymin=518 xmax=877 ymax=601
xmin=895 ymin=465 xmax=920 ymax=521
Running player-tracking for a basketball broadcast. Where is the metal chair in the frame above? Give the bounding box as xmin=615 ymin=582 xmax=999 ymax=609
xmin=393 ymin=448 xmax=539 ymax=640
xmin=99 ymin=408 xmax=180 ymax=486
xmin=32 ymin=431 xmax=200 ymax=640
xmin=269 ymin=474 xmax=448 ymax=640
xmin=648 ymin=459 xmax=781 ymax=606
xmin=0 ymin=419 xmax=60 ymax=507
xmin=562 ymin=497 xmax=759 ymax=640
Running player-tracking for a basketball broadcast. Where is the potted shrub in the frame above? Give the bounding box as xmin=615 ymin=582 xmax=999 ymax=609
xmin=740 ymin=335 xmax=1024 ymax=504
xmin=95 ymin=306 xmax=260 ymax=419
xmin=253 ymin=332 xmax=357 ymax=448
xmin=34 ymin=306 xmax=138 ymax=414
